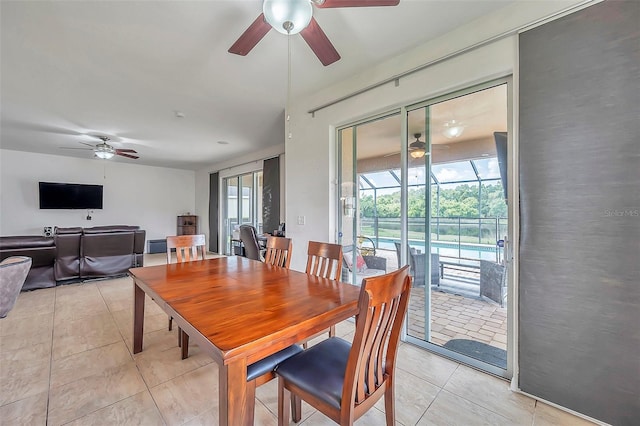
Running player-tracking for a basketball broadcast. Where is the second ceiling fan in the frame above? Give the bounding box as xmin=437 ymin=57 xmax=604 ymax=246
xmin=228 ymin=0 xmax=400 ymax=66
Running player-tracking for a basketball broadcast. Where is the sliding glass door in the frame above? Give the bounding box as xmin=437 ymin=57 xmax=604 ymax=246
xmin=337 ymin=112 xmax=401 ymax=286
xmin=222 ymin=171 xmax=263 ymax=255
xmin=337 ymin=79 xmax=511 ymax=377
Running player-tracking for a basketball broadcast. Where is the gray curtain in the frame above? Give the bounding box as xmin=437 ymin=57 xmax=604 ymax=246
xmin=209 ymin=172 xmax=219 ymax=253
xmin=518 ymin=1 xmax=640 ymax=425
xmin=262 ymin=157 xmax=280 ymax=235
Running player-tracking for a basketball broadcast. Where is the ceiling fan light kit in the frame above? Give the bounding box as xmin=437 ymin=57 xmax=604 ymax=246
xmin=94 ymin=144 xmax=115 ymax=160
xmin=443 ymin=119 xmax=465 ymax=139
xmin=409 ymin=133 xmax=426 ymax=159
xmin=263 ymin=0 xmax=313 ymax=35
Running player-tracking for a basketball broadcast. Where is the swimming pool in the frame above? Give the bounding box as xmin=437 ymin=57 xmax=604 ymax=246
xmin=370 ymin=237 xmax=501 ymax=262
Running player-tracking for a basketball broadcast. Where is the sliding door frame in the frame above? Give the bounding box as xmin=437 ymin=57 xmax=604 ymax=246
xmin=335 ymin=75 xmax=515 ymax=379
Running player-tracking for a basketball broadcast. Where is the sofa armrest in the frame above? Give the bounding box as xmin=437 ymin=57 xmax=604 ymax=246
xmin=133 ymin=230 xmax=145 ymax=254
xmin=133 ymin=230 xmax=145 ymax=267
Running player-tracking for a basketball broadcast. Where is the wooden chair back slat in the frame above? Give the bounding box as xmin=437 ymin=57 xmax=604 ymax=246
xmin=305 ymin=241 xmax=342 ymax=280
xmin=343 ymin=265 xmax=411 ymax=419
xmin=166 ymin=234 xmax=206 ymax=264
xmin=264 ymin=236 xmax=292 ymax=269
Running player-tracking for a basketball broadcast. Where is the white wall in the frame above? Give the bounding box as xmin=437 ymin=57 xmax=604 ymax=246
xmin=0 ymin=149 xmax=195 ymax=243
xmin=284 ymin=0 xmax=587 ymax=272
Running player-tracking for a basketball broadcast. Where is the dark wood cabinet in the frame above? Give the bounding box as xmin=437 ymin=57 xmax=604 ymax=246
xmin=177 ymin=215 xmax=198 ymax=235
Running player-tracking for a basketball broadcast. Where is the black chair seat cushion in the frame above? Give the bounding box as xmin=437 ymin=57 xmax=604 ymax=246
xmin=247 ymin=344 xmax=303 ymax=382
xmin=275 ymin=337 xmax=350 ymax=409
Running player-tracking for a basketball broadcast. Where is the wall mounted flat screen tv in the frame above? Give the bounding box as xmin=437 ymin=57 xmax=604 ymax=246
xmin=39 ymin=182 xmax=103 ymax=209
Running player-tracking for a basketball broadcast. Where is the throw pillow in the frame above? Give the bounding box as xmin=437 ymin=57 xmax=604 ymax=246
xmin=355 ymin=252 xmax=366 ymax=272
xmin=343 ymin=252 xmax=353 ymax=269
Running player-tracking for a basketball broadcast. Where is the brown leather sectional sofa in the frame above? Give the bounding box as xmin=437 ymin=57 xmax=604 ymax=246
xmin=0 ymin=225 xmax=145 ymax=291
xmin=0 ymin=236 xmax=56 ymax=291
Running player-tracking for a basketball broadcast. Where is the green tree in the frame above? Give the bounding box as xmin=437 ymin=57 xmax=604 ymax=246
xmin=359 ymin=181 xmax=506 ymax=219
xmin=408 ymin=187 xmax=426 ymax=217
xmin=359 ymin=193 xmax=375 ymax=217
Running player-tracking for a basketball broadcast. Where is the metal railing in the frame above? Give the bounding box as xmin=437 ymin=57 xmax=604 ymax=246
xmin=360 ymin=216 xmax=507 ymax=262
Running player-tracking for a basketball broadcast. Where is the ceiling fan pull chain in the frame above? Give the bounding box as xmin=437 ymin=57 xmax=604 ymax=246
xmin=287 ymin=31 xmax=292 ymax=140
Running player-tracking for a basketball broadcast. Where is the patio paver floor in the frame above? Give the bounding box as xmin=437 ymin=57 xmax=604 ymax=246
xmin=408 ymin=287 xmax=508 ymax=350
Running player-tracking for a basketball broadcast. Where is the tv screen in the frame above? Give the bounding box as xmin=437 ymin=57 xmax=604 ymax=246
xmin=39 ymin=182 xmax=103 ymax=209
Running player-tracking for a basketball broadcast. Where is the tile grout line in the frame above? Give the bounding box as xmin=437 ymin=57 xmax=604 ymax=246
xmin=439 ymin=364 xmax=526 ymax=425
xmin=111 ymin=275 xmax=171 ymax=425
xmin=45 ymin=286 xmax=59 ymax=426
xmin=413 ymin=363 xmax=459 ymax=425
xmin=99 ymin=277 xmax=155 ymax=414
xmin=50 ymin=280 xmax=163 ymax=425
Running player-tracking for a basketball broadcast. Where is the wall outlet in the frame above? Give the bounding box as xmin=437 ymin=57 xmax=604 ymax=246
xmin=297 ymin=215 xmax=305 ymax=225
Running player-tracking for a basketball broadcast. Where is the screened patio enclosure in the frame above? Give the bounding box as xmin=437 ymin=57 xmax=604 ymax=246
xmin=357 ymin=158 xmax=509 ymax=366
xmin=358 ymin=157 xmax=507 ymax=274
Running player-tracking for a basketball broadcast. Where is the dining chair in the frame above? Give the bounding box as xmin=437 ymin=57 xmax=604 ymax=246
xmin=239 ymin=224 xmax=261 ymax=260
xmin=264 ymin=236 xmax=293 ymax=268
xmin=166 ymin=234 xmax=206 ymax=356
xmin=306 ymin=241 xmax=342 ymax=280
xmin=167 ymin=234 xmax=206 ymax=264
xmin=275 ymin=265 xmax=411 ymax=426
xmin=302 ymin=241 xmax=343 ymax=348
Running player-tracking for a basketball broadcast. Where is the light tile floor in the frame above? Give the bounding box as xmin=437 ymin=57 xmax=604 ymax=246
xmin=0 ymin=254 xmax=596 ymax=425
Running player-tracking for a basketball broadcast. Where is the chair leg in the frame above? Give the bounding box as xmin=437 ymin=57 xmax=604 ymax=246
xmin=278 ymin=379 xmax=290 ymax=426
xmin=181 ymin=331 xmax=190 ymax=360
xmin=177 ymin=326 xmax=182 ymax=347
xmin=292 ymin=394 xmax=302 ymax=423
xmin=328 ymin=325 xmax=336 ymax=338
xmin=383 ymin=383 xmax=395 ymax=426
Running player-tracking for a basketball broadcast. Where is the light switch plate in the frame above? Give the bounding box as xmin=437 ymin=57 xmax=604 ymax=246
xmin=297 ymin=215 xmax=305 ymax=225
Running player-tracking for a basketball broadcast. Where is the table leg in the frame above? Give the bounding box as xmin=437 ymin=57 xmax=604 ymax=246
xmin=133 ymin=282 xmax=145 ymax=354
xmin=219 ymin=358 xmax=251 ymax=426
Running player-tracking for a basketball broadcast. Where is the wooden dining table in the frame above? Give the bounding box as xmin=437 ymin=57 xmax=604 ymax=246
xmin=130 ymin=256 xmax=361 ymax=426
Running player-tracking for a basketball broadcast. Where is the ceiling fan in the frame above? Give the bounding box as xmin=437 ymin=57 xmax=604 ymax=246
xmin=228 ymin=0 xmax=400 ymax=66
xmin=60 ymin=136 xmax=139 ymax=160
xmin=381 ymin=133 xmax=444 ymax=159
xmin=408 ymin=133 xmax=426 ymax=159
xmin=383 ymin=133 xmax=427 ymax=158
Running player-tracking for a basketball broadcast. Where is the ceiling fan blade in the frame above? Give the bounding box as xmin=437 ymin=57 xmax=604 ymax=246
xmin=115 ymin=149 xmax=137 ymax=154
xmin=117 ymin=152 xmax=139 ymax=159
xmin=228 ymin=13 xmax=272 ymax=56
xmin=300 ymin=18 xmax=340 ymax=66
xmin=59 ymin=147 xmax=93 ymax=150
xmin=78 ymin=141 xmax=96 ymax=148
xmin=316 ymin=0 xmax=400 ymax=8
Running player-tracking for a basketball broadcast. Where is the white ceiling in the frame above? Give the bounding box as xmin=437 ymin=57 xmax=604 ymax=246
xmin=0 ymin=0 xmax=512 ymax=170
